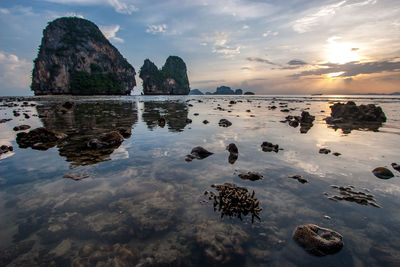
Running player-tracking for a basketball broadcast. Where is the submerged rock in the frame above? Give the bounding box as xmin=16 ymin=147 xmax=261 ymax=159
xmin=218 ymin=119 xmax=232 ymax=127
xmin=226 ymin=143 xmax=238 ymax=154
xmin=205 ymin=182 xmax=262 ymax=223
xmin=372 ymin=167 xmax=394 ymax=179
xmin=261 ymin=141 xmax=279 ymax=153
xmin=293 ymin=224 xmax=343 ymax=256
xmin=326 ymin=185 xmax=380 ymax=207
xmin=288 ymin=175 xmax=308 ymax=184
xmin=16 ymin=127 xmax=67 ymax=150
xmin=63 ymin=172 xmax=89 ymax=181
xmin=238 ymin=171 xmax=263 ymax=181
xmin=185 ymin=146 xmax=214 ymax=161
xmin=0 ymin=240 xmax=35 ymax=266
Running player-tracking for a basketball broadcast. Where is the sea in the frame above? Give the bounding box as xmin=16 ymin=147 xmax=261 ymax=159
xmin=0 ymin=95 xmax=399 ymax=266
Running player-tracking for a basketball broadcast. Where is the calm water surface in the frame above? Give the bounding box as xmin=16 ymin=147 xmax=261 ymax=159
xmin=0 ymin=95 xmax=400 ymax=266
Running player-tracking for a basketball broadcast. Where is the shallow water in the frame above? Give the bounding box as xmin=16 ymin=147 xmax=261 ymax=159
xmin=1 ymin=95 xmax=400 ymax=266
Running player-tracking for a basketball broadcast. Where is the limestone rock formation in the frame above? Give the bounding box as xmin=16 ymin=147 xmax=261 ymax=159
xmin=31 ymin=17 xmax=136 ymax=95
xmin=139 ymin=56 xmax=190 ymax=95
xmin=189 ymin=89 xmax=204 ymax=95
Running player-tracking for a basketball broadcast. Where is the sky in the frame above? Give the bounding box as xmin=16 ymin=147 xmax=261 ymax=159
xmin=0 ymin=0 xmax=399 ymax=96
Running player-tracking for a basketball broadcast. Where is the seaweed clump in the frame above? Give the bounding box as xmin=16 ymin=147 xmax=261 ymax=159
xmin=204 ymin=183 xmax=262 ymax=223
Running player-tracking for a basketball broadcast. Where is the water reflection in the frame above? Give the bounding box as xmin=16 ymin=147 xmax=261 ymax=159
xmin=35 ymin=101 xmax=138 ymax=167
xmin=142 ymin=101 xmax=189 ymax=132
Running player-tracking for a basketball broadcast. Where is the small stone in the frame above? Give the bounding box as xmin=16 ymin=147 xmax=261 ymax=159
xmin=333 ymin=152 xmax=341 ymax=156
xmin=238 ymin=171 xmax=263 ymax=181
xmin=218 ymin=119 xmax=232 ymax=127
xmin=288 ymin=175 xmax=308 ymax=184
xmin=203 ymin=120 xmax=209 ymax=124
xmin=372 ymin=167 xmax=394 ymax=179
xmin=391 ymin=163 xmax=400 ymax=172
xmin=261 ymin=141 xmax=279 ymax=153
xmin=319 ymin=148 xmax=331 ymax=154
xmin=226 ymin=143 xmax=238 ymax=154
xmin=13 ymin=125 xmax=31 ymax=131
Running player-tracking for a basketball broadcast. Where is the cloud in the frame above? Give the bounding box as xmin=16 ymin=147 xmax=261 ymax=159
xmin=241 ymin=67 xmax=251 ymax=70
xmin=290 ymin=59 xmax=400 ymax=78
xmin=100 ymin=25 xmax=124 ymax=43
xmin=0 ymin=8 xmax=10 ymax=14
xmin=146 ymin=24 xmax=167 ymax=34
xmin=246 ymin=57 xmax=279 ymax=66
xmin=0 ymin=51 xmax=32 ymax=95
xmin=43 ymin=0 xmax=137 ymax=14
xmin=203 ymin=32 xmax=240 ymax=58
xmin=192 ymin=79 xmax=226 ymax=84
xmin=287 ymin=59 xmax=307 ymax=65
xmin=351 ymin=48 xmax=359 ymax=51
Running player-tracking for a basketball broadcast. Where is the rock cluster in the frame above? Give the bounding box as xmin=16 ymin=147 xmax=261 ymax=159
xmin=16 ymin=127 xmax=67 ymax=150
xmin=218 ymin=119 xmax=232 ymax=127
xmin=293 ymin=224 xmax=343 ymax=256
xmin=261 ymin=141 xmax=279 ymax=152
xmin=325 ymin=185 xmax=380 ymax=207
xmin=31 ymin=17 xmax=136 ymax=95
xmin=0 ymin=145 xmax=13 ymax=156
xmin=282 ymin=111 xmax=315 ymax=133
xmin=205 ymin=183 xmax=262 ymax=223
xmin=325 ymin=101 xmax=386 ymax=133
xmin=139 ymin=56 xmax=190 ymax=95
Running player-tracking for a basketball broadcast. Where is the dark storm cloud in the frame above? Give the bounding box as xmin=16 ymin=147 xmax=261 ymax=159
xmin=289 ymin=59 xmax=400 ymax=78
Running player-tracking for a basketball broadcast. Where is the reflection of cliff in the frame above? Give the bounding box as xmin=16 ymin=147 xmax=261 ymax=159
xmin=142 ymin=102 xmax=189 ymax=132
xmin=36 ymin=101 xmax=137 ymax=167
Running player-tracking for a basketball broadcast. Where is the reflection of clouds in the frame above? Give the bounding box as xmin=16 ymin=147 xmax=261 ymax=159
xmin=110 ymin=146 xmax=129 ymax=160
xmin=282 ymin=150 xmax=325 ymax=176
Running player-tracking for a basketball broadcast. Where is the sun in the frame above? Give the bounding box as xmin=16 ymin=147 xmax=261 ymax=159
xmin=326 ymin=37 xmax=360 ymax=64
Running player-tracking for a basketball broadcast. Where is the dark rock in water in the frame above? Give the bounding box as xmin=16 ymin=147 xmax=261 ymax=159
xmin=0 ymin=118 xmax=12 ymax=123
xmin=228 ymin=153 xmax=238 ymax=164
xmin=185 ymin=118 xmax=192 ymax=124
xmin=319 ymin=148 xmax=331 ymax=154
xmin=13 ymin=125 xmax=31 ymax=131
xmin=391 ymin=163 xmax=400 ymax=172
xmin=283 ymin=112 xmax=315 ymax=133
xmin=226 ymin=143 xmax=238 ymax=154
xmin=218 ymin=119 xmax=232 ymax=127
xmin=229 ymin=100 xmax=236 ymax=104
xmin=372 ymin=167 xmax=394 ymax=179
xmin=261 ymin=141 xmax=279 ymax=153
xmin=281 ymin=109 xmax=290 ymax=112
xmin=288 ymin=175 xmax=308 ymax=184
xmin=16 ymin=127 xmax=67 ymax=150
xmin=325 ymin=101 xmax=386 ymax=133
xmin=0 ymin=145 xmax=13 ymax=156
xmin=23 ymin=113 xmax=30 ymax=119
xmin=333 ymin=152 xmax=341 ymax=156
xmin=189 ymin=89 xmax=204 ymax=95
xmin=238 ymin=171 xmax=263 ymax=181
xmin=326 ymin=185 xmax=380 ymax=207
xmin=32 ymin=17 xmax=136 ymax=95
xmin=293 ymin=224 xmax=343 ymax=256
xmin=194 ymin=113 xmax=199 ymax=116
xmin=158 ymin=117 xmax=166 ymax=127
xmin=140 ymin=56 xmax=190 ymax=95
xmin=63 ymin=171 xmax=89 ymax=181
xmin=205 ymin=183 xmax=261 ymax=222
xmin=87 ymin=131 xmax=124 ymax=149
xmin=0 ymin=240 xmax=35 ymax=266
xmin=186 ymin=146 xmax=213 ymax=161
xmin=202 ymin=120 xmax=209 ymax=124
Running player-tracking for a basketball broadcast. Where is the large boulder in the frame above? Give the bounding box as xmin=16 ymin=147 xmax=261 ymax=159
xmin=31 ymin=17 xmax=136 ymax=95
xmin=140 ymin=56 xmax=190 ymax=95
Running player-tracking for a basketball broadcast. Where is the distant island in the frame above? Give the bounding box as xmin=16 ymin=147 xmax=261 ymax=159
xmin=190 ymin=86 xmax=254 ymax=95
xmin=139 ymin=56 xmax=190 ymax=95
xmin=31 ymin=17 xmax=136 ymax=95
